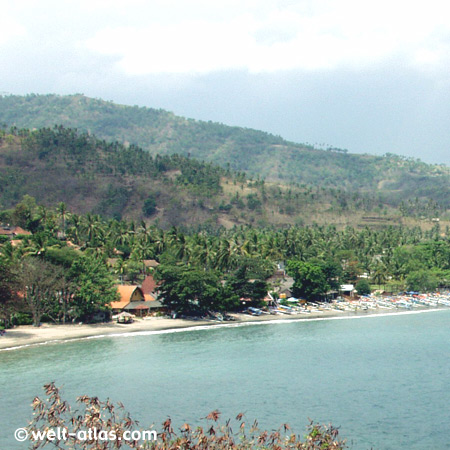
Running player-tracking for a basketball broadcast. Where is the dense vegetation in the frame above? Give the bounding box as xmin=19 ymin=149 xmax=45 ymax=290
xmin=1 ymin=125 xmax=449 ymax=231
xmin=2 ymin=197 xmax=450 ymax=327
xmin=1 ymin=94 xmax=450 ymax=211
xmin=0 ymin=126 xmax=246 ymax=227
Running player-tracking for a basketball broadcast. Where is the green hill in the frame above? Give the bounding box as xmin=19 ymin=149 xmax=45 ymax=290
xmin=1 ymin=94 xmax=450 ymax=228
xmin=1 ymin=93 xmax=448 ymax=192
xmin=0 ymin=126 xmax=231 ymax=228
xmin=0 ymin=125 xmax=449 ymax=230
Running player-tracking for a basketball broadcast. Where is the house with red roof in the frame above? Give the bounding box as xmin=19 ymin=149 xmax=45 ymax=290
xmin=111 ymin=284 xmax=164 ymax=317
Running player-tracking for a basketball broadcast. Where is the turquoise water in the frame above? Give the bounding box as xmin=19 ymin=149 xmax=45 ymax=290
xmin=1 ymin=309 xmax=450 ymax=449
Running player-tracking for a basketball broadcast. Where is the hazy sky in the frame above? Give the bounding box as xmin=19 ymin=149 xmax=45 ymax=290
xmin=2 ymin=0 xmax=450 ymax=164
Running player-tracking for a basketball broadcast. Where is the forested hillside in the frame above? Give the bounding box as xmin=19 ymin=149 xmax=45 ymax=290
xmin=0 ymin=125 xmax=449 ymax=230
xmin=1 ymin=94 xmax=449 ymax=196
xmin=0 ymin=126 xmax=237 ymax=228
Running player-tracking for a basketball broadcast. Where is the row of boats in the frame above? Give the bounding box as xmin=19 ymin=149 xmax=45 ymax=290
xmin=245 ymin=293 xmax=450 ymax=316
xmin=334 ymin=293 xmax=450 ymax=312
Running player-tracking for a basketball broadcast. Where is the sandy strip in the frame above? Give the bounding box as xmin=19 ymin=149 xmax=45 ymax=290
xmin=0 ymin=307 xmax=444 ymax=351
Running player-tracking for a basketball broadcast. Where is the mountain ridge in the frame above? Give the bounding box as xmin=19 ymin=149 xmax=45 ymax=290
xmin=1 ymin=94 xmax=450 ymax=228
xmin=0 ymin=124 xmax=448 ymax=230
xmin=2 ymin=93 xmax=448 ymax=189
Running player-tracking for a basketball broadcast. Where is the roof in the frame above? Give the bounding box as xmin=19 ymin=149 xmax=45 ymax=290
xmin=123 ymin=300 xmax=164 ymax=310
xmin=66 ymin=240 xmax=81 ymax=249
xmin=0 ymin=226 xmax=32 ymax=236
xmin=266 ymin=269 xmax=286 ymax=283
xmin=141 ymin=275 xmax=159 ymax=295
xmin=148 ymin=300 xmax=164 ymax=309
xmin=280 ymin=288 xmax=292 ymax=295
xmin=144 ymin=293 xmax=156 ymax=302
xmin=124 ymin=301 xmax=152 ymax=311
xmin=117 ymin=285 xmax=144 ymax=299
xmin=110 ymin=299 xmax=130 ymax=310
xmin=340 ymin=284 xmax=355 ymax=291
xmin=143 ymin=259 xmax=160 ymax=268
xmin=110 ymin=285 xmax=145 ymax=310
xmin=14 ymin=227 xmax=32 ymax=235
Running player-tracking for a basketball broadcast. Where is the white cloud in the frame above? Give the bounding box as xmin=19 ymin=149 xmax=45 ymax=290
xmin=83 ymin=0 xmax=450 ymax=74
xmin=5 ymin=0 xmax=450 ymax=76
xmin=0 ymin=8 xmax=26 ymax=46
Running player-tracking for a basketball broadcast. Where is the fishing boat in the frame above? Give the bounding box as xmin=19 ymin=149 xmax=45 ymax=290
xmin=246 ymin=307 xmax=263 ymax=316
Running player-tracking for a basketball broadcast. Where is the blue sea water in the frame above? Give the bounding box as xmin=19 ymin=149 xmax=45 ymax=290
xmin=1 ymin=309 xmax=450 ymax=449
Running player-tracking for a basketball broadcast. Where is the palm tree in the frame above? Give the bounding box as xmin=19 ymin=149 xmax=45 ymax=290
xmin=371 ymin=261 xmax=389 ymax=291
xmin=82 ymin=214 xmax=104 ymax=247
xmin=130 ymin=240 xmax=155 ymax=275
xmin=216 ymin=237 xmax=242 ymax=271
xmin=113 ymin=259 xmax=127 ymax=284
xmin=21 ymin=233 xmax=56 ymax=259
xmin=67 ymin=213 xmax=83 ymax=245
xmin=58 ymin=202 xmax=67 ymax=238
xmin=0 ymin=241 xmax=20 ymax=264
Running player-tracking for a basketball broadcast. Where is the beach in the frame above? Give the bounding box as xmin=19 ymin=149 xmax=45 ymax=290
xmin=0 ymin=305 xmax=441 ymax=351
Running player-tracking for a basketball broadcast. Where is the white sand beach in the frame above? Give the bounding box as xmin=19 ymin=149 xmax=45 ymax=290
xmin=0 ymin=305 xmax=442 ymax=351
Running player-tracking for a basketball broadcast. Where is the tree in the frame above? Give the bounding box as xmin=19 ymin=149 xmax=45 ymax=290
xmin=123 ymin=259 xmax=143 ymax=284
xmin=82 ymin=213 xmax=104 ymax=247
xmin=226 ymin=265 xmax=268 ymax=304
xmin=155 ymin=265 xmax=238 ymax=314
xmin=355 ymin=279 xmax=371 ymax=296
xmin=0 ymin=259 xmax=20 ymax=328
xmin=58 ymin=202 xmax=67 ymax=237
xmin=313 ymin=257 xmax=342 ymax=291
xmin=246 ymin=193 xmax=262 ymax=210
xmin=286 ymin=260 xmax=330 ymax=300
xmin=68 ymin=255 xmax=118 ymax=321
xmin=11 ymin=195 xmax=37 ymax=229
xmin=43 ymin=246 xmax=82 ymax=269
xmin=340 ymin=254 xmax=362 ymax=284
xmin=54 ymin=274 xmax=76 ymax=324
xmin=16 ymin=258 xmax=62 ymax=327
xmin=371 ymin=261 xmax=389 ymax=289
xmin=142 ymin=195 xmax=157 ymax=217
xmin=406 ymin=270 xmax=438 ymax=292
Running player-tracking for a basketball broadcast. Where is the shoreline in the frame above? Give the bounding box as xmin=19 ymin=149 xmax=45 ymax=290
xmin=1 ymin=306 xmax=448 ymax=352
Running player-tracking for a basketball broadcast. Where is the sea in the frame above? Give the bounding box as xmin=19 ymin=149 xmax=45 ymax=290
xmin=1 ymin=308 xmax=450 ymax=449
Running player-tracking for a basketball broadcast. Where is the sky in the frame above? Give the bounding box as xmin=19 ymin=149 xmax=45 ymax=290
xmin=2 ymin=0 xmax=450 ymax=164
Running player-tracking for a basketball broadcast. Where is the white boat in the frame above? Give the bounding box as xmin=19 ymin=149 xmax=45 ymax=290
xmin=246 ymin=307 xmax=263 ymax=316
xmin=277 ymin=305 xmax=294 ymax=314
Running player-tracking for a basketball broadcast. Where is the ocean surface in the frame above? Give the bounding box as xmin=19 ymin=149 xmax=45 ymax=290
xmin=1 ymin=309 xmax=450 ymax=449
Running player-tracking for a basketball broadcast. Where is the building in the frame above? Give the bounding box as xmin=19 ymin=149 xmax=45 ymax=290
xmin=110 ymin=285 xmax=164 ymax=317
xmin=340 ymin=284 xmax=355 ymax=297
xmin=143 ymin=259 xmax=160 ymax=270
xmin=0 ymin=226 xmax=32 ymax=238
xmin=141 ymin=274 xmax=161 ymax=300
xmin=111 ymin=286 xmax=145 ymax=313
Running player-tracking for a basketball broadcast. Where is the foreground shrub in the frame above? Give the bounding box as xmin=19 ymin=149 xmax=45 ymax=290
xmin=27 ymin=383 xmax=346 ymax=449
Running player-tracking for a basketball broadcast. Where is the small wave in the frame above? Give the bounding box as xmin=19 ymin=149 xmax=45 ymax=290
xmin=1 ymin=308 xmax=448 ymax=352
